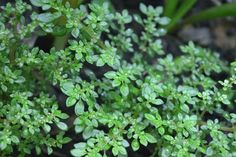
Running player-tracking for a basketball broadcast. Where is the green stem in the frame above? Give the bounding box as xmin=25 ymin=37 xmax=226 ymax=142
xmin=53 ymin=34 xmax=70 ymax=50
xmin=9 ymin=14 xmax=20 ymax=64
xmin=9 ymin=45 xmax=16 ymax=64
xmin=53 ymin=0 xmax=83 ymax=50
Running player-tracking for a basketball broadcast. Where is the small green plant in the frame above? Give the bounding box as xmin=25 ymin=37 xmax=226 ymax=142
xmin=0 ymin=0 xmax=236 ymax=157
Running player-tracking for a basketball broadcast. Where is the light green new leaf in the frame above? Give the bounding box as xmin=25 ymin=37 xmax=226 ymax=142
xmin=120 ymin=84 xmax=129 ymax=96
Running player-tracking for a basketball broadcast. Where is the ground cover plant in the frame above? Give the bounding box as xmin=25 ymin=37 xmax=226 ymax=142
xmin=0 ymin=0 xmax=236 ymax=156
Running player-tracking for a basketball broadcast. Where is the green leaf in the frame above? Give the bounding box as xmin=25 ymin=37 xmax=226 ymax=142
xmin=35 ymin=146 xmax=41 ymax=155
xmin=61 ymin=82 xmax=74 ymax=91
xmin=1 ymin=84 xmax=7 ymax=92
xmin=231 ymin=61 xmax=236 ymax=67
xmin=206 ymin=147 xmax=213 ymax=156
xmin=122 ymin=140 xmax=129 ymax=147
xmin=47 ymin=147 xmax=53 ymax=155
xmin=164 ymin=0 xmax=180 ymax=17
xmin=29 ymin=127 xmax=35 ymax=134
xmin=15 ymin=76 xmax=25 ymax=83
xmin=112 ymin=79 xmax=121 ymax=87
xmin=43 ymin=124 xmax=51 ymax=133
xmin=104 ymin=71 xmax=116 ymax=79
xmin=112 ymin=146 xmax=119 ymax=156
xmin=66 ymin=97 xmax=77 ymax=107
xmin=134 ymin=14 xmax=143 ymax=24
xmin=159 ymin=17 xmax=170 ymax=25
xmin=145 ymin=114 xmax=156 ymax=122
xmin=131 ymin=140 xmax=140 ymax=151
xmin=152 ymin=98 xmax=164 ymax=105
xmin=57 ymin=113 xmax=69 ymax=119
xmin=56 ymin=122 xmax=68 ymax=131
xmin=30 ymin=0 xmax=44 ymax=6
xmin=83 ymin=126 xmax=93 ymax=139
xmin=42 ymin=4 xmax=51 ymax=10
xmin=164 ymin=135 xmax=174 ymax=141
xmin=140 ymin=3 xmax=147 ymax=14
xmin=118 ymin=146 xmax=127 ymax=155
xmin=37 ymin=12 xmax=61 ymax=23
xmin=11 ymin=136 xmax=19 ymax=144
xmin=158 ymin=127 xmax=165 ymax=135
xmin=75 ymin=53 xmax=83 ymax=61
xmin=181 ymin=104 xmax=189 ymax=113
xmin=72 ymin=28 xmax=80 ymax=38
xmin=145 ymin=133 xmax=157 ymax=143
xmin=140 ymin=135 xmax=148 ymax=146
xmin=0 ymin=142 xmax=7 ymax=150
xmin=185 ymin=3 xmax=236 ymax=24
xmin=142 ymin=85 xmax=152 ymax=99
xmin=75 ymin=125 xmax=84 ymax=133
xmin=75 ymin=101 xmax=84 ymax=115
xmin=71 ymin=148 xmax=86 ymax=157
xmin=62 ymin=137 xmax=72 ymax=144
xmin=74 ymin=142 xmax=87 ymax=149
xmin=166 ymin=0 xmax=197 ymax=31
xmin=96 ymin=58 xmax=105 ymax=66
xmin=120 ymin=84 xmax=129 ymax=96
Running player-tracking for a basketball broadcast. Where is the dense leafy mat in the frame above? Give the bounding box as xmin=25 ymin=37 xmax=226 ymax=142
xmin=0 ymin=0 xmax=236 ymax=156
